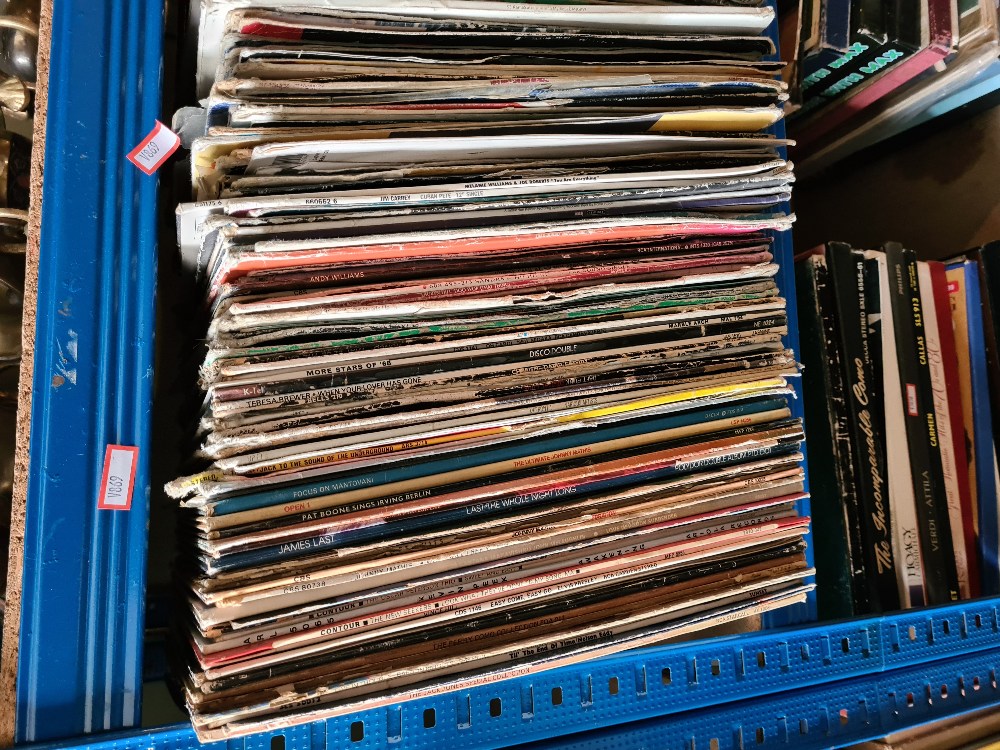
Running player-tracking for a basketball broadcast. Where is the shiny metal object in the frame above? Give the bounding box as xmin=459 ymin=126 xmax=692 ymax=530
xmin=0 ymin=76 xmax=27 ymax=112
xmin=0 ymin=0 xmax=38 ymax=86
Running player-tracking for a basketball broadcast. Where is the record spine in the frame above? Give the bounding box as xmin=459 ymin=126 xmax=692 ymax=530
xmin=927 ymin=261 xmax=976 ymax=599
xmin=827 ymin=242 xmax=898 ymax=611
xmin=874 ymin=250 xmax=924 ymax=607
xmin=971 ymin=245 xmax=1000 ymax=594
xmin=811 ymin=252 xmax=870 ymax=613
xmin=885 ymin=242 xmax=959 ymax=604
xmin=795 ymin=255 xmax=855 ymax=618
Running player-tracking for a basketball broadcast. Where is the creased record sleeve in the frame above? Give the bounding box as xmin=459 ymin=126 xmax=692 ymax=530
xmin=206 ymin=352 xmax=792 ymax=478
xmin=193 ymin=427 xmax=806 ymax=597
xmin=196 ymin=468 xmax=805 ymax=647
xmin=884 ymin=242 xmax=959 ymax=604
xmin=209 ymin=312 xmax=789 ymax=403
xmin=200 ymin=383 xmax=704 ymax=463
xmin=210 ymin=285 xmax=786 ymax=348
xmin=210 ymin=271 xmax=784 ymax=335
xmin=230 ymin=236 xmax=773 ymax=296
xmin=172 ymin=373 xmax=795 ymax=505
xmin=194 ymin=512 xmax=810 ymax=675
xmin=224 ymin=107 xmax=785 ymax=135
xmin=196 ymin=3 xmax=777 ymax=96
xmin=189 ymin=570 xmax=812 ymax=727
xmin=197 ymin=368 xmax=788 ymax=489
xmin=193 ymin=184 xmax=792 ymax=258
xmin=209 ymin=333 xmax=788 ymax=423
xmin=196 ymin=413 xmax=803 ymax=530
xmin=201 ymin=430 xmax=799 ymax=573
xmin=216 ymin=256 xmax=780 ymax=319
xmin=217 ymin=30 xmax=779 ymax=65
xmin=191 ymin=554 xmax=810 ymax=706
xmin=201 ymin=322 xmax=781 ymax=406
xmin=206 ymin=280 xmax=784 ymax=347
xmin=212 ymin=280 xmax=780 ymax=342
xmin=191 ymin=551 xmax=809 ymax=701
xmin=196 ymin=471 xmax=805 ymax=650
xmin=218 ymin=235 xmax=777 ymax=284
xmin=190 ymin=588 xmax=812 ymax=743
xmin=212 ymin=280 xmax=778 ymax=336
xmin=243 ymin=134 xmax=784 ymax=175
xmin=203 ymin=402 xmax=793 ymax=547
xmin=205 ymin=300 xmax=786 ymax=394
xmin=194 ymin=469 xmax=806 ymax=615
xmin=202 ymin=351 xmax=794 ymax=442
xmin=209 ymin=70 xmax=778 ymax=99
xmin=203 ymin=238 xmax=776 ymax=311
xmin=180 ymin=160 xmax=792 ymax=261
xmin=201 ymin=372 xmax=793 ymax=462
xmin=205 ymin=190 xmax=788 ymax=243
xmin=206 ymin=216 xmax=794 ymax=286
xmin=212 ymin=358 xmax=790 ymax=472
xmin=178 ymin=156 xmax=794 ymax=265
xmin=211 ymin=164 xmax=787 ymax=203
xmin=200 ymin=184 xmax=793 ymax=255
xmin=197 ymin=498 xmax=805 ymax=670
xmin=222 ymin=102 xmax=785 ymax=132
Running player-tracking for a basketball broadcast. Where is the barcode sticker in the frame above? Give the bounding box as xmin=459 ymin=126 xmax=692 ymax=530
xmin=98 ymin=445 xmax=139 ymax=511
xmin=127 ymin=121 xmax=180 ymax=175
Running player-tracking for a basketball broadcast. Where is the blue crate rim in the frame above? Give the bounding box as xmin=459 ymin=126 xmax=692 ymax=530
xmin=22 ymin=595 xmax=1000 ymax=750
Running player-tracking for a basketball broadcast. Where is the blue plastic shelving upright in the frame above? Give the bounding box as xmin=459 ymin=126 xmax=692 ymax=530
xmin=14 ymin=0 xmax=163 ymax=742
xmin=16 ymin=0 xmax=1000 ymax=748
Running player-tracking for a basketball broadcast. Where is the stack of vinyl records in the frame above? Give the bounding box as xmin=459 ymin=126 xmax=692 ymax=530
xmin=166 ymin=0 xmax=815 ymax=740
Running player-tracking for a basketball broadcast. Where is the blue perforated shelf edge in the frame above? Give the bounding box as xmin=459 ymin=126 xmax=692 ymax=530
xmin=21 ymin=596 xmax=1000 ymax=750
xmin=526 ymin=641 xmax=1000 ymax=750
xmin=16 ymin=0 xmax=164 ymax=742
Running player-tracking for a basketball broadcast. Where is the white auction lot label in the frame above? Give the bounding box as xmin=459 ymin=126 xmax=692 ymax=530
xmin=127 ymin=121 xmax=180 ymax=175
xmin=98 ymin=445 xmax=139 ymax=511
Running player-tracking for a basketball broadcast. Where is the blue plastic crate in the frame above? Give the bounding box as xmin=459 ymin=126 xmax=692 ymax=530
xmin=18 ymin=0 xmax=1000 ymax=748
